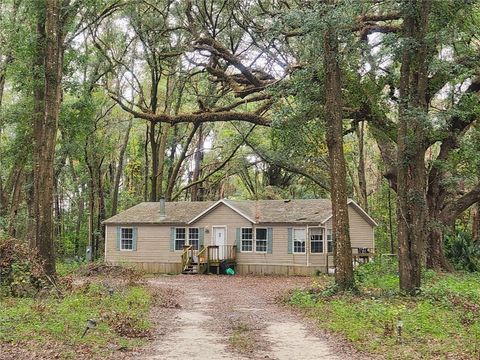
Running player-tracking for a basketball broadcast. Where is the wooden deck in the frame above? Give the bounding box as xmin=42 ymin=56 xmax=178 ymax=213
xmin=325 ymin=247 xmax=375 ymax=271
xmin=181 ymin=244 xmax=237 ymax=274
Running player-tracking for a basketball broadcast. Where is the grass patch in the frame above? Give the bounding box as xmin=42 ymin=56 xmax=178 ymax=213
xmin=0 ymin=279 xmax=154 ymax=358
xmin=229 ymin=321 xmax=255 ymax=352
xmin=288 ymin=260 xmax=480 ymax=359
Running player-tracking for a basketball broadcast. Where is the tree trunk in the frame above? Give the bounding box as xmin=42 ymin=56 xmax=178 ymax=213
xmin=323 ymin=15 xmax=354 ymax=291
xmin=473 ymin=203 xmax=480 ymax=243
xmin=425 ymin=182 xmax=452 ymax=270
xmin=69 ymin=157 xmax=83 ymax=256
xmin=191 ymin=124 xmax=205 ymax=201
xmin=396 ymin=0 xmax=430 ymax=294
xmin=32 ymin=0 xmax=64 ymax=276
xmin=156 ymin=124 xmax=169 ymax=197
xmin=96 ymin=165 xmax=105 ymax=258
xmin=356 ymin=121 xmax=368 ymax=212
xmin=149 ymin=121 xmax=159 ymax=201
xmin=85 ymin=143 xmax=96 ymax=260
xmin=166 ymin=124 xmax=199 ymax=200
xmin=112 ymin=119 xmax=132 ymax=215
xmin=7 ymin=168 xmax=25 ymax=238
xmin=143 ymin=125 xmax=149 ymax=201
xmin=426 ymin=226 xmax=451 ymax=271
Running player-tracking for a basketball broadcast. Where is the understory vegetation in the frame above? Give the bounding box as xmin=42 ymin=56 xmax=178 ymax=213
xmin=289 ymin=260 xmax=480 ymax=359
xmin=0 ymin=241 xmax=157 ymax=359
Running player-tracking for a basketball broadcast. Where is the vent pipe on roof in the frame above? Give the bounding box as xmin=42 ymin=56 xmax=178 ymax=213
xmin=159 ymin=196 xmax=166 ymax=219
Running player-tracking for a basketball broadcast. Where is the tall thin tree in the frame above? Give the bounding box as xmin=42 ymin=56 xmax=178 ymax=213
xmin=323 ymin=2 xmax=354 ymax=291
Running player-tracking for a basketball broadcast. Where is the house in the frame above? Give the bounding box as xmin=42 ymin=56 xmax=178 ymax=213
xmin=103 ymin=198 xmax=377 ymax=275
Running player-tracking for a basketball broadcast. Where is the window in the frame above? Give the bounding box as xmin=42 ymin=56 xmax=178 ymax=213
xmin=175 ymin=228 xmax=186 ymax=251
xmin=121 ymin=228 xmax=133 ymax=250
xmin=293 ymin=229 xmax=306 ymax=253
xmin=241 ymin=228 xmax=253 ymax=252
xmin=327 ymin=229 xmax=334 ymax=253
xmin=310 ymin=232 xmax=323 ymax=253
xmin=255 ymin=228 xmax=267 ymax=252
xmin=189 ymin=228 xmax=199 ymax=250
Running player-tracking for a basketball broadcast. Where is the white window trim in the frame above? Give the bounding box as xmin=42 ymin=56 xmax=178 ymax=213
xmin=255 ymin=227 xmax=268 ymax=253
xmin=310 ymin=232 xmax=324 ymax=254
xmin=326 ymin=228 xmax=333 ymax=253
xmin=188 ymin=227 xmax=200 ymax=249
xmin=174 ymin=227 xmax=187 ymax=252
xmin=240 ymin=227 xmax=254 ymax=253
xmin=120 ymin=227 xmax=134 ymax=251
xmin=293 ymin=228 xmax=306 ymax=254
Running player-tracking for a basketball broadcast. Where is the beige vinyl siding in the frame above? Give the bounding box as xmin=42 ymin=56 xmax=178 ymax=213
xmin=104 ymin=201 xmax=374 ymax=273
xmin=348 ymin=205 xmax=374 ymax=249
xmin=190 ymin=203 xmax=251 ymax=245
xmin=105 ymin=224 xmax=179 ymax=263
xmin=190 ymin=204 xmax=317 ymax=266
xmin=322 ymin=204 xmax=374 ymax=250
xmin=237 ymin=224 xmax=312 ymax=266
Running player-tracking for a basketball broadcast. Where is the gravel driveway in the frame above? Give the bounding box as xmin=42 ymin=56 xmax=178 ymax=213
xmin=133 ymin=275 xmax=364 ymax=360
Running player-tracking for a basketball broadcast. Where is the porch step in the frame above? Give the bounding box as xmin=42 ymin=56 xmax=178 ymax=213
xmin=182 ymin=264 xmax=198 ymax=275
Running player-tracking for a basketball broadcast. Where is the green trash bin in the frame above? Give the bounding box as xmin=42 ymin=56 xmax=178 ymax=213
xmin=226 ymin=267 xmax=235 ymax=275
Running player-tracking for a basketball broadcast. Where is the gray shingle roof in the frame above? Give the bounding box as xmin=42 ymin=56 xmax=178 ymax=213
xmin=223 ymin=199 xmax=333 ymax=224
xmin=103 ymin=199 xmax=335 ymax=225
xmin=103 ymin=201 xmax=215 ymax=225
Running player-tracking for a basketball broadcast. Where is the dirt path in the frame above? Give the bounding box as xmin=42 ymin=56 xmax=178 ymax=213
xmin=135 ymin=275 xmax=364 ymax=360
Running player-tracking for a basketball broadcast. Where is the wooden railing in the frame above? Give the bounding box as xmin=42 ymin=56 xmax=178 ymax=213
xmin=197 ymin=246 xmax=208 ymax=274
xmin=352 ymin=247 xmax=375 ymax=265
xmin=181 ymin=245 xmax=194 ymax=269
xmin=181 ymin=244 xmax=237 ymax=274
xmin=325 ymin=247 xmax=375 ymax=271
xmin=207 ymin=245 xmax=237 ymax=263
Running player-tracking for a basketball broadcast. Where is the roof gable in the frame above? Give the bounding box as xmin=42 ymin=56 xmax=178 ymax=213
xmin=320 ymin=199 xmax=378 ymax=227
xmin=187 ymin=199 xmax=256 ymax=224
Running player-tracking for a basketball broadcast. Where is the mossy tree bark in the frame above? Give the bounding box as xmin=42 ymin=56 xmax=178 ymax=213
xmin=396 ymin=0 xmax=430 ymax=294
xmin=323 ymin=9 xmax=354 ymax=291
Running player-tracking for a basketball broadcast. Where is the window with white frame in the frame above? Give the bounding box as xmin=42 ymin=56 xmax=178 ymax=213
xmin=327 ymin=229 xmax=334 ymax=253
xmin=241 ymin=228 xmax=253 ymax=252
xmin=121 ymin=228 xmax=134 ymax=250
xmin=189 ymin=228 xmax=199 ymax=250
xmin=255 ymin=228 xmax=267 ymax=252
xmin=310 ymin=232 xmax=323 ymax=253
xmin=175 ymin=228 xmax=186 ymax=251
xmin=293 ymin=229 xmax=306 ymax=253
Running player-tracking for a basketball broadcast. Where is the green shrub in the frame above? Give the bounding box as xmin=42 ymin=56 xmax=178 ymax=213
xmin=355 ymin=257 xmax=399 ymax=295
xmin=445 ymin=231 xmax=480 ymax=272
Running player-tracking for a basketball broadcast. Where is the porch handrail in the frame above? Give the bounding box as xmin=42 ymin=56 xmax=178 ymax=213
xmin=197 ymin=246 xmax=208 ymax=274
xmin=207 ymin=245 xmax=236 ymax=262
xmin=181 ymin=244 xmax=193 ymax=269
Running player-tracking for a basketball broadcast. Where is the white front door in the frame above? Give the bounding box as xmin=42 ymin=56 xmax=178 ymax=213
xmin=213 ymin=227 xmax=226 ymax=259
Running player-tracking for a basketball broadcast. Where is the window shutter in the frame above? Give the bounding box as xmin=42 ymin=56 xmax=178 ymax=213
xmin=132 ymin=228 xmax=138 ymax=251
xmin=170 ymin=227 xmax=176 ymax=251
xmin=267 ymin=228 xmax=273 ymax=254
xmin=199 ymin=228 xmax=205 ymax=248
xmin=287 ymin=227 xmax=293 ymax=254
xmin=116 ymin=227 xmax=121 ymax=250
xmin=235 ymin=228 xmax=241 ymax=253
